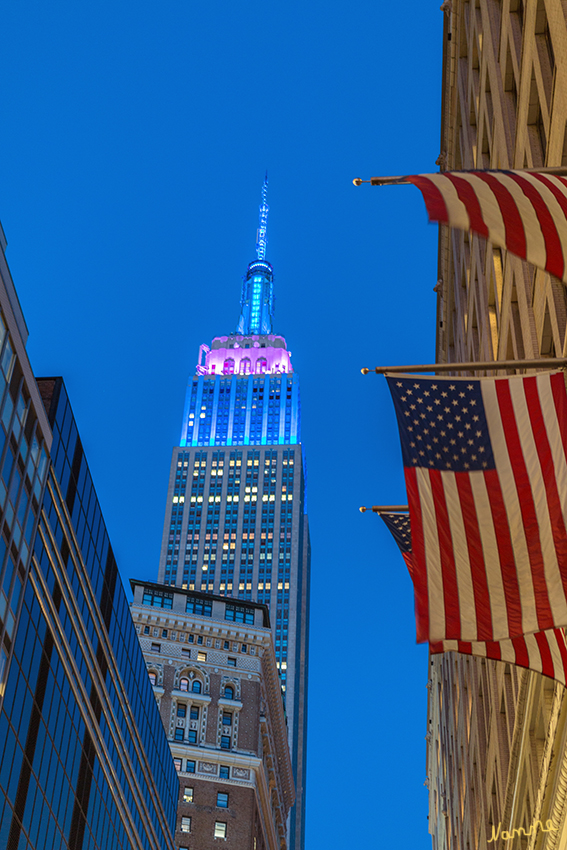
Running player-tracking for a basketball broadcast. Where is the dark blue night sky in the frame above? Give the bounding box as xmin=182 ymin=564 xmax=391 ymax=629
xmin=0 ymin=2 xmax=441 ymax=847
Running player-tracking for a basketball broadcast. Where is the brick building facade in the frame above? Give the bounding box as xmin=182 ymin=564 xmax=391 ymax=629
xmin=130 ymin=581 xmax=294 ymax=850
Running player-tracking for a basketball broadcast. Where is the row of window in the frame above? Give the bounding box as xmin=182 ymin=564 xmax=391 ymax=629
xmin=142 ymin=589 xmax=256 ymax=625
xmin=177 ymin=704 xmax=200 ymax=719
xmin=148 ymin=671 xmax=236 ymax=701
xmin=175 ymin=729 xmax=198 ymax=743
xmin=181 ymin=787 xmax=228 ymax=807
xmin=148 ymin=642 xmax=241 ymax=670
xmin=173 ymin=759 xmax=233 ymax=777
xmin=173 ymin=729 xmax=232 ymax=749
xmin=179 ymin=818 xmax=228 ymax=838
xmin=142 ymin=626 xmax=250 ymax=656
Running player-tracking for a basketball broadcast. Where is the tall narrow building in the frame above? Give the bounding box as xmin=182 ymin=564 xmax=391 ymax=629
xmin=157 ymin=179 xmax=310 ymax=850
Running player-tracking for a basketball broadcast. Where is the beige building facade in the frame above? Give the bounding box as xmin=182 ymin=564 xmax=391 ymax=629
xmin=130 ymin=581 xmax=294 ymax=850
xmin=431 ymin=3 xmax=567 ymax=850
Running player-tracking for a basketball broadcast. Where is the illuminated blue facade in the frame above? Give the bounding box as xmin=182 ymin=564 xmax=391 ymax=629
xmin=184 ymin=179 xmax=300 ymax=448
xmin=180 ymin=369 xmax=300 ymax=448
xmin=236 ymin=260 xmax=274 ymax=336
xmin=158 ymin=182 xmax=309 ymax=850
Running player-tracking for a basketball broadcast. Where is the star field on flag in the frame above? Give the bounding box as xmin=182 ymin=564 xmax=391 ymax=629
xmin=380 ymin=512 xmax=412 ymax=554
xmin=393 ymin=378 xmax=495 ymax=471
xmin=387 ymin=370 xmax=567 ymax=645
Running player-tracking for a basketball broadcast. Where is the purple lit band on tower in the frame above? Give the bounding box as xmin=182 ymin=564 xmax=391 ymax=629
xmin=197 ymin=335 xmax=292 ymax=377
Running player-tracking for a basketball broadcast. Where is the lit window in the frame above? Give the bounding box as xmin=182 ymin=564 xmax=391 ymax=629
xmin=219 ymin=765 xmax=230 ymax=779
xmin=148 ymin=671 xmax=157 ymax=686
xmin=173 ymin=758 xmax=182 ymax=771
xmin=217 ymin=792 xmax=229 ymax=808
xmin=181 ymin=817 xmax=191 ymax=833
xmin=197 ymin=651 xmax=207 ymax=662
xmin=220 ymin=735 xmax=231 ymax=750
xmin=225 ymin=604 xmax=254 ymax=625
xmin=186 ymin=596 xmax=212 ymax=617
xmin=183 ymin=787 xmax=193 ymax=803
xmin=143 ymin=588 xmax=173 ymax=609
xmin=214 ymin=822 xmax=227 ymax=839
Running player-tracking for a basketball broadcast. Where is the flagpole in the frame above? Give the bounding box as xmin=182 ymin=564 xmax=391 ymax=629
xmin=359 ymin=506 xmax=408 ymax=513
xmin=353 ymin=166 xmax=567 ymax=187
xmin=361 ymin=357 xmax=567 ymax=376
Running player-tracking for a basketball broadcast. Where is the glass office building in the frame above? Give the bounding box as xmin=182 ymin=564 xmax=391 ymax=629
xmin=0 ymin=225 xmax=177 ymax=850
xmin=157 ymin=180 xmax=310 ymax=850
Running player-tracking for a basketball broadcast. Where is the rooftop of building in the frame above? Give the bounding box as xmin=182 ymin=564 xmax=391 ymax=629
xmin=130 ymin=579 xmax=271 ymax=629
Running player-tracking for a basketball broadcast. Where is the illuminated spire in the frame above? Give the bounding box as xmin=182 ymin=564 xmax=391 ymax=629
xmin=255 ymin=172 xmax=269 ymax=261
xmin=236 ymin=174 xmax=274 ymax=336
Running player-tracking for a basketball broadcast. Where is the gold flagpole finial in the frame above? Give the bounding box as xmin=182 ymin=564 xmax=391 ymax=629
xmin=359 ymin=506 xmax=367 ymax=513
xmin=353 ymin=178 xmax=369 ymax=186
xmin=361 ymin=367 xmax=370 ymax=375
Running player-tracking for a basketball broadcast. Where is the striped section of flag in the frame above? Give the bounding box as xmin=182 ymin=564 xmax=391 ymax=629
xmin=379 ymin=511 xmax=567 ymax=685
xmin=407 ymin=171 xmax=567 ymax=282
xmin=387 ymin=370 xmax=567 ymax=644
xmin=429 ymin=631 xmax=567 ymax=686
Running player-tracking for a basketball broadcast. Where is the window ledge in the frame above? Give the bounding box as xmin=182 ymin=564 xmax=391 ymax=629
xmin=172 ymin=690 xmax=212 ymax=703
xmin=218 ymin=698 xmax=243 ymax=710
xmin=152 ymin=685 xmax=165 ymax=696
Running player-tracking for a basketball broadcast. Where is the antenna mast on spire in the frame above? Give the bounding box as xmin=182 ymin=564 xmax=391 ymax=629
xmin=255 ymin=173 xmax=269 ymax=260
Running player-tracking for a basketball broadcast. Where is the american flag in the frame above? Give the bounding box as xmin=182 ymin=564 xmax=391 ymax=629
xmin=380 ymin=512 xmax=413 ymax=574
xmin=387 ymin=370 xmax=567 ymax=644
xmin=380 ymin=511 xmax=567 ymax=686
xmin=406 ymin=171 xmax=567 ymax=282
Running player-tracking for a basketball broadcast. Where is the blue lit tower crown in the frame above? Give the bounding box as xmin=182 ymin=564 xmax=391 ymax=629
xmin=181 ymin=177 xmax=300 ymax=448
xmin=158 ymin=177 xmax=310 ymax=850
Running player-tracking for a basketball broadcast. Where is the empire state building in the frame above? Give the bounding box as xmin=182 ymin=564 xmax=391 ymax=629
xmin=157 ymin=178 xmax=310 ymax=850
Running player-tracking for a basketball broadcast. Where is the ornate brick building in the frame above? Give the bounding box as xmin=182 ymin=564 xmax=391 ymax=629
xmin=130 ymin=581 xmax=294 ymax=850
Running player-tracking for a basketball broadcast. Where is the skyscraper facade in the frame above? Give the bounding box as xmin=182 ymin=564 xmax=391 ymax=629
xmin=0 ymin=224 xmax=178 ymax=850
xmin=428 ymin=4 xmax=567 ymax=850
xmin=157 ymin=180 xmax=310 ymax=850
